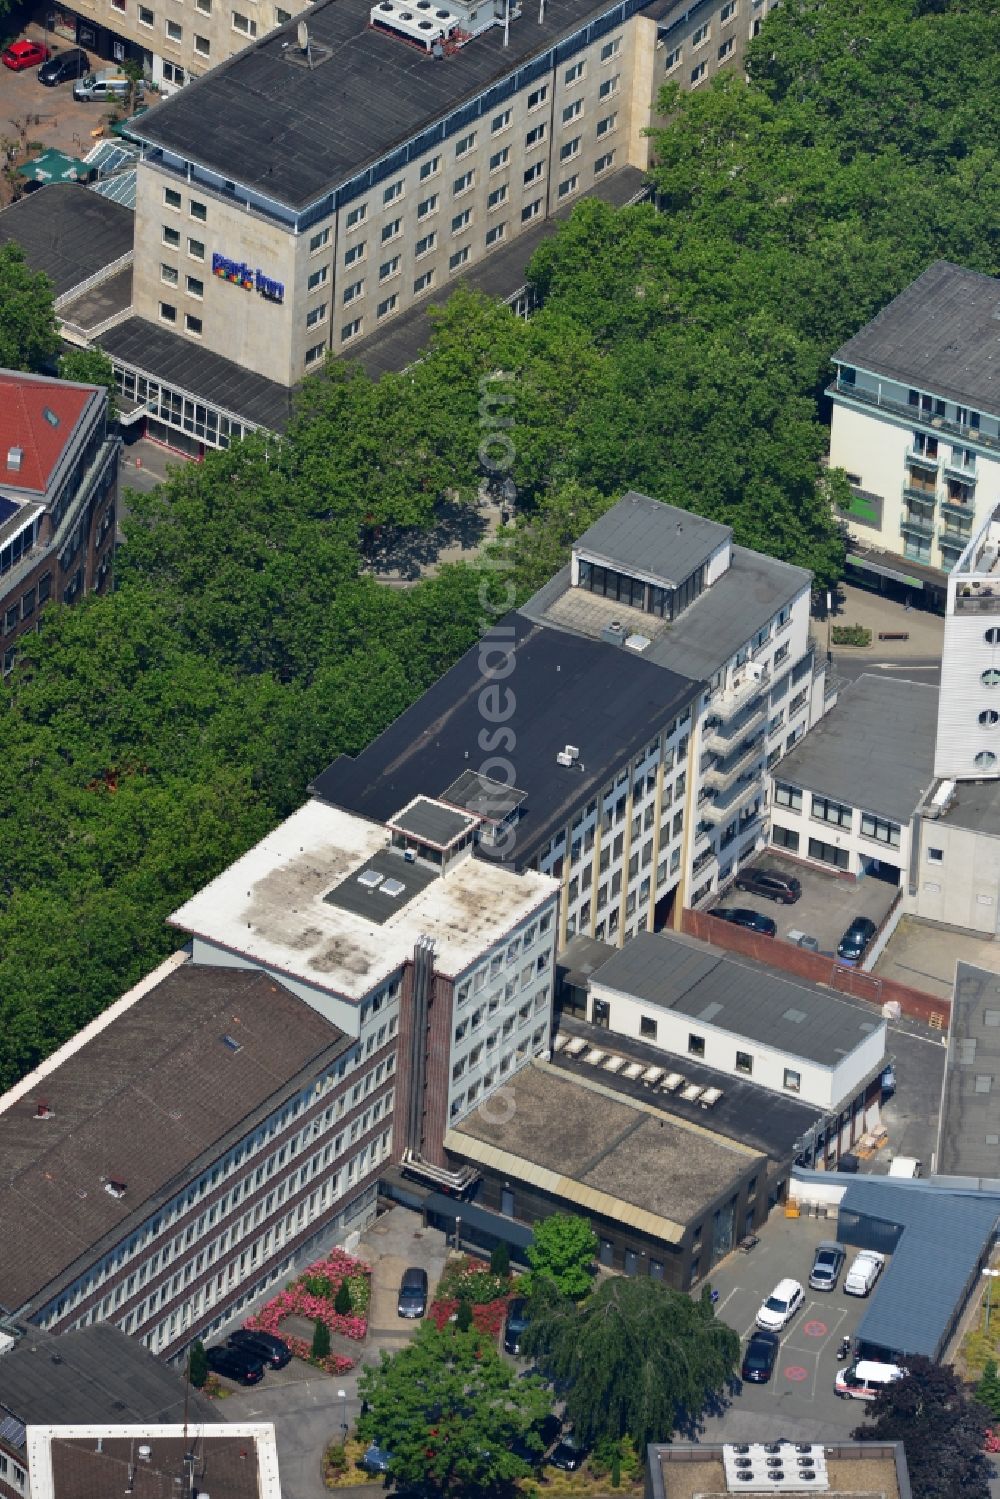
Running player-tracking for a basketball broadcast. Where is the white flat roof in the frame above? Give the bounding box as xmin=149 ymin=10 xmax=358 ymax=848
xmin=169 ymin=800 xmax=559 ymax=1001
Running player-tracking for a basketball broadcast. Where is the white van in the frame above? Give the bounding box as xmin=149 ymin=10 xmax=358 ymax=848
xmin=73 ymin=70 xmax=141 ymax=102
xmin=835 ymin=1360 xmax=906 ymax=1401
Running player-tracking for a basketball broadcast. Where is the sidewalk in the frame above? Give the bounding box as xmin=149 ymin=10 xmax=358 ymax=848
xmin=824 ymin=583 xmax=944 ymax=659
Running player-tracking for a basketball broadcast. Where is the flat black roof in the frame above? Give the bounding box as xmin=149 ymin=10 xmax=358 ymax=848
xmin=834 ymin=260 xmax=1000 ymax=418
xmin=135 ymin=0 xmax=641 ymax=212
xmin=388 ymin=796 xmax=477 ymax=846
xmin=937 ymin=962 xmax=1000 ymax=1180
xmin=442 ymin=769 xmax=526 ymax=821
xmin=310 ymin=609 xmax=700 ymax=868
xmin=323 ymin=845 xmax=439 ymax=923
xmin=98 ymin=316 xmax=296 ymax=431
xmin=0 ymin=185 xmax=134 ymax=298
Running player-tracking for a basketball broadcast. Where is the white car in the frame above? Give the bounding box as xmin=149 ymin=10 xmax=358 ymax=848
xmin=756 ymin=1278 xmax=805 ymax=1331
xmin=844 ymin=1250 xmax=886 ymax=1297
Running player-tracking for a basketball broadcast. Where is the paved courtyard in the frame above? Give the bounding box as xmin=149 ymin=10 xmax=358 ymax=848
xmin=875 ymin=913 xmax=1000 ymax=1001
xmin=0 ymin=25 xmax=122 ymax=178
xmin=713 ymin=849 xmax=898 ymax=957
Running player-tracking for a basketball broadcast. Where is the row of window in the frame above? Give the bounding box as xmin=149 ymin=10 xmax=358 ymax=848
xmin=773 ymin=783 xmax=902 ymax=846
xmin=686 ymin=1030 xmax=801 ymax=1090
xmin=452 ymin=991 xmax=549 ymax=1078
xmin=448 ymin=1026 xmax=549 ymax=1119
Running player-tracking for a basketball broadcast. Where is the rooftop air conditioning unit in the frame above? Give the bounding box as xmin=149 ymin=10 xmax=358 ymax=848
xmin=556 ymin=751 xmax=574 ymax=767
xmin=564 ymin=745 xmax=579 ymax=761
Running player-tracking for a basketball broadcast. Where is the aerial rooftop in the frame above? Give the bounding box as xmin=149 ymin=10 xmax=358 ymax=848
xmin=26 ymin=1425 xmax=279 ymax=1499
xmin=648 ymin=1441 xmax=906 ymax=1499
xmin=588 ymin=930 xmax=886 ymax=1071
xmin=774 ymin=674 xmax=939 ymax=827
xmin=0 ymin=186 xmax=134 ymax=300
xmin=310 ymin=611 xmax=699 ymax=868
xmin=936 ymin=962 xmax=1000 ymax=1182
xmin=573 ymin=491 xmax=731 ymax=585
xmin=0 ymin=369 xmax=98 ymax=499
xmin=134 ymin=0 xmax=648 ymax=212
xmin=0 ymin=958 xmax=348 ymax=1312
xmin=447 ymin=1060 xmax=764 ymax=1240
xmin=833 ymin=260 xmax=1000 ymax=416
xmin=170 ymin=798 xmax=560 ymax=998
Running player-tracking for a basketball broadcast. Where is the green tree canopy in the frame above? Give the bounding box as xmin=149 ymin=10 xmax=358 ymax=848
xmin=58 ymin=346 xmax=118 ymax=418
xmin=0 ymin=241 xmax=58 ymax=372
xmin=853 ymin=1356 xmax=992 ymax=1499
xmin=522 ymin=1276 xmax=739 ymax=1448
xmin=188 ymin=1339 xmax=208 ymax=1389
xmin=526 ymin=1213 xmax=597 ymax=1299
xmin=357 ymin=1321 xmax=551 ymax=1494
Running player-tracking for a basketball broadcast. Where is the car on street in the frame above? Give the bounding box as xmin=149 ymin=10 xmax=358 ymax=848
xmin=755 ymin=1278 xmax=805 ymax=1331
xmin=2 ymin=39 xmax=49 ymax=70
xmin=844 ymin=1250 xmax=886 ymax=1297
xmin=809 ymin=1241 xmax=846 ymax=1292
xmin=397 ymin=1265 xmax=428 ymax=1319
xmin=503 ymin=1297 xmax=530 ymax=1355
xmin=205 ymin=1344 xmax=265 ymax=1385
xmin=38 ymin=47 xmax=90 ymax=84
xmin=227 ymin=1328 xmax=292 ymax=1368
xmin=714 ymin=907 xmax=777 ymax=937
xmin=360 ymin=1443 xmax=393 ymax=1474
xmin=837 ymin=916 xmax=878 ymax=965
xmin=734 ymin=868 xmax=801 ymax=904
xmin=741 ymin=1329 xmax=781 ymax=1384
xmin=549 ymin=1434 xmax=587 ymax=1471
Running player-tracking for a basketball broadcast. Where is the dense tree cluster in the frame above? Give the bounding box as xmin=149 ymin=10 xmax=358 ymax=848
xmin=854 ymin=1356 xmax=993 ymax=1499
xmin=0 ymin=0 xmax=996 ymax=1087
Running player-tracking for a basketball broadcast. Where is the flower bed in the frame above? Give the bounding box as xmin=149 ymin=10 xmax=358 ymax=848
xmin=428 ymin=1253 xmax=523 ymax=1337
xmin=244 ymin=1248 xmax=371 ymax=1374
xmin=428 ymin=1295 xmax=510 ymax=1337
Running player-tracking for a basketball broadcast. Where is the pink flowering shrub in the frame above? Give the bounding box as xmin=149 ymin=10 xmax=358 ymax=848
xmin=429 ymin=1296 xmax=511 ymax=1337
xmin=985 ymin=1429 xmax=1000 ymax=1454
xmin=244 ymin=1248 xmax=371 ymax=1371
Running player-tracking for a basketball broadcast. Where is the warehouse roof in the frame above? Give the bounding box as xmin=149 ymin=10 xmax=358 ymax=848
xmin=573 ymin=492 xmax=731 ymax=586
xmin=0 ymin=186 xmax=133 ymax=299
xmin=775 ymin=674 xmax=938 ymax=827
xmin=0 ymin=960 xmax=349 ymax=1311
xmin=937 ymin=963 xmax=1000 ymax=1181
xmin=838 ymin=1177 xmax=1000 ymax=1360
xmin=833 ymin=261 xmax=1000 ymax=418
xmin=447 ymin=1060 xmax=763 ymax=1239
xmin=589 ymin=930 xmax=885 ymax=1070
xmin=135 ymin=0 xmax=644 ymax=212
xmin=310 ymin=610 xmax=699 ymax=868
xmin=0 ymin=1326 xmax=216 ymax=1435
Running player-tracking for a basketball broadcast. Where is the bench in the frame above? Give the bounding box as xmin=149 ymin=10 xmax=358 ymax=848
xmin=878 ymin=631 xmax=909 ymax=641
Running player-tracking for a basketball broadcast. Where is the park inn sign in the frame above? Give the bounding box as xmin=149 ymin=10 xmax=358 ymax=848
xmin=211 ymin=252 xmax=285 ymax=303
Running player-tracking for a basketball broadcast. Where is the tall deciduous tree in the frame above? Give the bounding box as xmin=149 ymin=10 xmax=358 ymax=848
xmin=522 ymin=1276 xmax=739 ymax=1448
xmin=0 ymin=242 xmax=58 ymax=372
xmin=59 ymin=347 xmax=119 ymax=418
xmin=526 ymin=1214 xmax=597 ymax=1300
xmin=853 ymin=1356 xmax=992 ymax=1499
xmin=357 ymin=1321 xmax=551 ymax=1494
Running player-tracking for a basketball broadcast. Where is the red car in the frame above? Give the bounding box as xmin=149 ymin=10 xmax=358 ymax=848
xmin=2 ymin=39 xmax=50 ymax=71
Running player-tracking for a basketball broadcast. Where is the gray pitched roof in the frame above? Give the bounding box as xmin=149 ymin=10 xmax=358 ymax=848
xmin=573 ymin=491 xmax=731 ymax=586
xmin=834 ymin=260 xmax=1000 ymax=417
xmin=937 ymin=963 xmax=1000 ymax=1180
xmin=0 ymin=185 xmax=133 ymax=299
xmin=838 ymin=1178 xmax=1000 ymax=1360
xmin=774 ymin=674 xmax=938 ymax=827
xmin=590 ymin=930 xmax=883 ymax=1071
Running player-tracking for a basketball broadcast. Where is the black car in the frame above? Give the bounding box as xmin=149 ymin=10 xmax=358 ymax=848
xmin=837 ymin=915 xmax=878 ymax=965
xmin=205 ymin=1344 xmax=265 ymax=1385
xmin=549 ymin=1437 xmax=587 ymax=1472
xmin=741 ymin=1329 xmax=780 ymax=1384
xmin=503 ymin=1298 xmax=530 ymax=1355
xmin=734 ymin=868 xmax=801 ymax=904
xmin=397 ymin=1266 xmax=428 ymax=1319
xmin=38 ymin=47 xmax=89 ymax=84
xmin=228 ymin=1328 xmax=292 ymax=1368
xmin=714 ymin=907 xmax=777 ymax=937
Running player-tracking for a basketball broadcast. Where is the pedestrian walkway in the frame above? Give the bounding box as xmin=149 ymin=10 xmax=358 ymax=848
xmin=825 ymin=583 xmax=944 ymax=659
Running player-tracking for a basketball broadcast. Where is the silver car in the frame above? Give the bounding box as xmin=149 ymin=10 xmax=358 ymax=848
xmin=808 ymin=1241 xmax=846 ymax=1291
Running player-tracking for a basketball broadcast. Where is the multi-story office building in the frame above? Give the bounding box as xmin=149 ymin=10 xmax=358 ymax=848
xmin=0 ymin=370 xmax=119 ymax=675
xmin=829 ymin=261 xmax=1000 ymax=607
xmin=314 ymin=492 xmax=828 ymax=941
xmin=0 ymin=799 xmax=557 ymax=1359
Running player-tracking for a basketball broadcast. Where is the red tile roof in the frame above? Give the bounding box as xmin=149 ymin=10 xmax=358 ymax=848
xmin=0 ymin=373 xmax=93 ymax=496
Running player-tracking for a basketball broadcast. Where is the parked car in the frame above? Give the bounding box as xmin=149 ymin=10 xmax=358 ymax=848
xmin=73 ymin=70 xmax=141 ymax=102
xmin=38 ymin=47 xmax=89 ymax=84
xmin=714 ymin=907 xmax=777 ymax=937
xmin=741 ymin=1329 xmax=781 ymax=1384
xmin=360 ymin=1443 xmax=393 ymax=1474
xmin=2 ymin=39 xmax=49 ymax=71
xmin=835 ymin=1359 xmax=906 ymax=1401
xmin=734 ymin=868 xmax=801 ymax=904
xmin=228 ymin=1328 xmax=292 ymax=1368
xmin=837 ymin=915 xmax=878 ymax=965
xmin=755 ymin=1278 xmax=805 ymax=1331
xmin=880 ymin=1063 xmax=897 ymax=1095
xmin=205 ymin=1344 xmax=265 ymax=1385
xmin=397 ymin=1265 xmax=428 ymax=1319
xmin=844 ymin=1250 xmax=886 ymax=1297
xmin=808 ymin=1241 xmax=846 ymax=1292
xmin=549 ymin=1435 xmax=587 ymax=1472
xmin=503 ymin=1297 xmax=530 ymax=1355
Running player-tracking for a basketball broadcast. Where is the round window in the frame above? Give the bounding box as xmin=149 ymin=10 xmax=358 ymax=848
xmin=980 ymin=710 xmax=1000 ymax=727
xmin=982 ymin=669 xmax=1000 ymax=687
xmin=974 ymin=751 xmax=998 ymax=770
xmin=986 ymin=628 xmax=1000 ymax=646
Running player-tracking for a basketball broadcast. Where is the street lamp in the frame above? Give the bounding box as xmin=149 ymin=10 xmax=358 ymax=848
xmin=337 ymin=1387 xmax=348 ymax=1441
xmin=982 ymin=1268 xmax=1000 ymax=1334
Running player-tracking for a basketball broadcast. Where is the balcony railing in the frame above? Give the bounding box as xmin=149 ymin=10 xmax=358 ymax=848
xmin=703 ymin=733 xmax=767 ymax=793
xmin=829 ymin=376 xmax=1000 ymax=456
xmin=702 ymin=702 xmax=767 ymax=753
xmin=940 ymin=497 xmax=975 ymax=522
xmin=713 ymin=669 xmax=770 ymax=723
xmin=900 ymin=512 xmax=935 ymax=539
xmin=902 ymin=483 xmax=937 ymax=504
xmin=701 ymin=776 xmax=761 ymax=824
xmin=943 ymin=459 xmax=977 ymax=484
xmin=955 ymin=590 xmax=1000 ymax=615
xmin=906 ymin=448 xmax=940 ymax=473
xmin=940 ymin=525 xmax=973 ymax=549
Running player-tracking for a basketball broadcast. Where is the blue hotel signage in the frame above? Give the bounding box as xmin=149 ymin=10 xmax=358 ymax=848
xmin=212 ymin=252 xmax=285 ymax=304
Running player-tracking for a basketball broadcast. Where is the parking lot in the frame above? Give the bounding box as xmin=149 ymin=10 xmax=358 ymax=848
xmin=0 ymin=25 xmax=120 ymax=176
xmin=698 ymin=1214 xmax=884 ymax=1442
xmin=714 ymin=851 xmax=899 ymax=958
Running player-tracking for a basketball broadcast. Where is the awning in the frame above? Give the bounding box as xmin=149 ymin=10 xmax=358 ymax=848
xmin=846 ymin=550 xmax=929 ymax=590
xmin=422 ymin=1192 xmax=535 ymax=1251
xmin=17 ymin=149 xmax=93 ymax=184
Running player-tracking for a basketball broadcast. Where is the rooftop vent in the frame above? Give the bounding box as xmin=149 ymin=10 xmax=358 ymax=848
xmin=33 ymin=1101 xmax=54 ymax=1120
xmin=6 ymin=447 xmax=23 ymax=472
xmin=381 ymin=877 xmax=406 ymax=898
xmin=357 ymin=868 xmax=383 ymax=890
xmin=679 ymin=1082 xmax=704 ymax=1103
xmin=221 ymin=1033 xmax=243 ymax=1053
xmin=138 ymin=1447 xmax=152 ymax=1461
xmin=104 ymin=1179 xmax=127 ymax=1199
xmin=700 ymin=1087 xmax=723 ymax=1108
xmin=42 ymin=407 xmax=60 ymax=428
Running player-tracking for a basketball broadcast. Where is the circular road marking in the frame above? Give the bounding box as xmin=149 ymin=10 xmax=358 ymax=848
xmin=784 ymin=1365 xmax=809 ymax=1382
xmin=803 ymin=1319 xmax=828 ymax=1338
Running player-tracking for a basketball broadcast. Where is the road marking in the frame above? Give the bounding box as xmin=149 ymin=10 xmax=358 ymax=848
xmin=714 ymin=1287 xmax=741 ymax=1318
xmin=803 ymin=1319 xmax=828 ymax=1338
xmin=784 ymin=1366 xmax=809 ymax=1382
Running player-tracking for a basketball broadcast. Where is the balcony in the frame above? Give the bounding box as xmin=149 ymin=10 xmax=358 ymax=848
xmin=939 ymin=523 xmax=973 ymax=550
xmin=902 ymin=483 xmax=937 ymax=505
xmin=906 ymin=448 xmax=940 ymax=474
xmin=940 ymin=497 xmax=975 ymax=523
xmin=702 ymin=702 xmax=767 ymax=753
xmin=713 ymin=668 xmax=770 ymax=723
xmin=701 ymin=775 xmax=761 ymax=825
xmin=900 ymin=511 xmax=935 ymax=540
xmin=955 ymin=588 xmax=1000 ymax=615
xmin=703 ymin=733 xmax=767 ymax=793
xmin=943 ymin=459 xmax=977 ymax=484
xmin=828 ymin=376 xmax=1000 ymax=457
